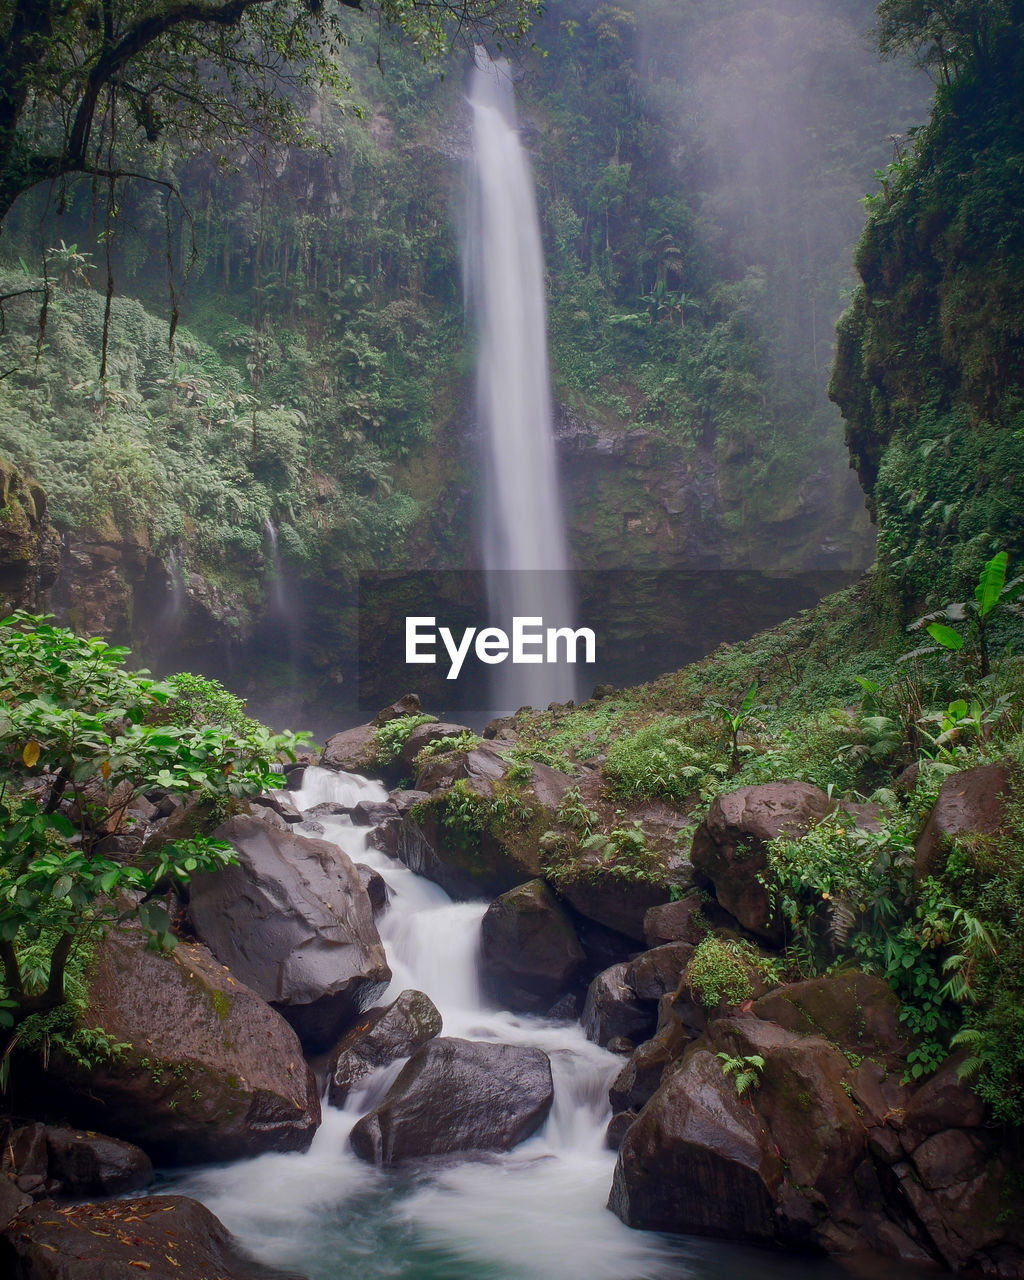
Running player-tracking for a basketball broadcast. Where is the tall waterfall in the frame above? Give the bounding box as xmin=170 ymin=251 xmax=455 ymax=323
xmin=465 ymin=53 xmax=578 ymax=714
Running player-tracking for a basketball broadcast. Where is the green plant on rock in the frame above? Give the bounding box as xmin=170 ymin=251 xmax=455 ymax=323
xmin=716 ymin=1051 xmax=765 ymax=1097
xmin=0 ymin=612 xmax=307 ymax=1038
xmin=686 ymin=936 xmax=753 ymax=1010
xmin=372 ymin=714 xmax=434 ymax=766
xmin=604 ymin=716 xmax=726 ymax=806
xmin=413 ymin=731 xmax=482 ymax=765
xmin=577 ymin=820 xmax=661 ymax=885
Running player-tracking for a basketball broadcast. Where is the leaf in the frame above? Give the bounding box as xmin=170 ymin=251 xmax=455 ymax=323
xmin=926 ymin=623 xmax=963 ymax=651
xmin=975 ymin=551 xmax=1008 ymax=618
xmin=100 ymin=760 xmax=111 ymax=779
xmin=22 ymin=740 xmax=41 ymax=767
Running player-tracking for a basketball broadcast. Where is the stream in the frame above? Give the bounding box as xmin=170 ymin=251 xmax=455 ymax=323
xmin=169 ymin=768 xmax=923 ymax=1280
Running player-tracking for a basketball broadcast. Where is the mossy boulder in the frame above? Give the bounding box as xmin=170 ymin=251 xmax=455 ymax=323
xmin=30 ymin=926 xmax=320 ymax=1165
xmin=752 ymin=970 xmax=909 ymax=1064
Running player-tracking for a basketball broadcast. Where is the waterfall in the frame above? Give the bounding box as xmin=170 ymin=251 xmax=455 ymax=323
xmin=263 ymin=517 xmax=288 ymax=617
xmin=465 ymin=52 xmax=578 ymax=714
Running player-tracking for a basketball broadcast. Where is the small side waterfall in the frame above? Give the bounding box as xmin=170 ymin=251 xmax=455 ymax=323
xmin=464 ymin=53 xmax=578 ymax=714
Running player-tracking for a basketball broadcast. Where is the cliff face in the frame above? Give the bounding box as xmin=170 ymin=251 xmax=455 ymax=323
xmin=830 ymin=52 xmax=1024 ymax=610
xmin=0 ymin=458 xmax=61 ymax=615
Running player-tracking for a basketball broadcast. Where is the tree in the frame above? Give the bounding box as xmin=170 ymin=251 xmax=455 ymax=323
xmin=0 ymin=0 xmax=543 ymax=228
xmin=0 ymin=612 xmax=307 ymax=1038
xmin=875 ymin=0 xmax=1024 ymax=84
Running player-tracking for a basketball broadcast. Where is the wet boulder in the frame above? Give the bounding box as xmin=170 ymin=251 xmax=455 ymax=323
xmin=557 ymin=870 xmax=667 ymax=943
xmin=31 ymin=926 xmax=319 ymax=1165
xmin=399 ymin=721 xmax=474 ymax=771
xmin=914 ymin=764 xmax=1011 ymax=882
xmin=581 ymin=963 xmax=656 ymax=1049
xmin=320 ymin=722 xmax=380 ymax=775
xmin=609 ymin=1047 xmax=783 ymax=1241
xmin=0 ymin=1195 xmax=308 ymax=1279
xmin=643 ymin=891 xmax=705 ymax=948
xmin=354 ymin=863 xmax=390 ymax=915
xmin=189 ymin=815 xmax=391 ymax=1052
xmin=691 ymin=782 xmax=833 ymax=942
xmin=625 ymin=942 xmax=693 ymax=1002
xmin=326 ymin=990 xmax=442 ymax=1107
xmin=349 ymin=1037 xmax=553 ymax=1164
xmin=753 ymin=971 xmax=909 ymax=1064
xmin=394 ymin=795 xmax=541 ymax=900
xmin=479 ymin=880 xmax=586 ymax=1012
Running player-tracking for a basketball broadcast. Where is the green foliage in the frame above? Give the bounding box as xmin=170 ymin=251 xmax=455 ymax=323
xmin=910 ymin=551 xmax=1023 ymax=679
xmin=0 ymin=613 xmax=306 ymax=1032
xmin=604 ymin=717 xmax=727 ymax=807
xmin=716 ymin=1051 xmax=765 ymax=1097
xmin=372 ymin=714 xmax=434 ymax=766
xmin=686 ymin=936 xmax=753 ymax=1011
xmin=413 ymin=731 xmax=483 ymax=765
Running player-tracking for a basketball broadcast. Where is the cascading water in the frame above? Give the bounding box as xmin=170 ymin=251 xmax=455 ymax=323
xmin=173 ymin=767 xmax=682 ymax=1279
xmin=172 ymin=769 xmax=892 ymax=1280
xmin=464 ymin=53 xmax=578 ymax=715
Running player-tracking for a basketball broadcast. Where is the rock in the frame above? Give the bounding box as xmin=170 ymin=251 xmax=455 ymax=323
xmin=643 ymin=892 xmax=705 ymax=948
xmin=36 ymin=1127 xmax=152 ymax=1197
xmin=251 ymin=792 xmax=303 ymax=823
xmin=349 ymin=1037 xmax=553 ymax=1165
xmin=415 ymin=742 xmax=508 ymax=793
xmin=479 ymin=880 xmax=586 ymax=1012
xmin=558 ymin=874 xmax=667 ymax=943
xmin=30 ymin=926 xmax=319 ymax=1165
xmin=691 ymin=782 xmax=833 ymax=942
xmin=320 ymin=723 xmax=379 ymax=774
xmin=306 ymin=801 xmax=351 ymax=819
xmin=0 ymin=1179 xmax=30 ymax=1230
xmin=399 ymin=721 xmax=474 ymax=771
xmin=581 ymin=963 xmax=656 ymax=1047
xmin=705 ymin=1016 xmax=866 ymax=1199
xmin=605 ymin=1111 xmax=637 ymax=1150
xmin=326 ymin=990 xmax=442 ymax=1107
xmin=351 ymin=800 xmax=400 ymax=826
xmin=897 ymin=1052 xmax=987 ymax=1148
xmin=914 ymin=764 xmax=1011 ymax=882
xmin=0 ymin=1195 xmax=308 ymax=1279
xmin=354 ymin=863 xmax=390 ymax=914
xmin=609 ymin=1019 xmax=691 ymax=1115
xmin=394 ymin=801 xmax=539 ymax=900
xmin=752 ymin=971 xmax=909 ymax=1062
xmin=625 ymin=942 xmax=693 ymax=1001
xmin=374 ymin=694 xmax=423 ymax=725
xmin=390 ymin=789 xmax=430 ymax=815
xmin=525 ymin=763 xmax=575 ymax=811
xmin=609 ymin=1047 xmax=783 ymax=1241
xmin=189 ymin=815 xmax=391 ymax=1052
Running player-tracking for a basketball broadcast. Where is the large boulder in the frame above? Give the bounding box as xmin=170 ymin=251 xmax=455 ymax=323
xmin=415 ymin=741 xmax=508 ymax=794
xmin=0 ymin=1196 xmax=307 ymax=1279
xmin=691 ymin=782 xmax=833 ymax=942
xmin=914 ymin=764 xmax=1011 ymax=882
xmin=753 ymin=971 xmax=909 ymax=1063
xmin=349 ymin=1037 xmax=553 ymax=1164
xmin=479 ymin=880 xmax=586 ymax=1012
xmin=609 ymin=1047 xmax=783 ymax=1241
xmin=30 ymin=926 xmax=320 ymax=1165
xmin=189 ymin=815 xmax=391 ymax=1052
xmin=319 ymin=722 xmax=380 ymax=774
xmin=557 ymin=873 xmax=667 ymax=943
xmin=398 ymin=721 xmax=474 ymax=771
xmin=326 ymin=990 xmax=442 ymax=1107
xmin=394 ymin=800 xmax=540 ymax=900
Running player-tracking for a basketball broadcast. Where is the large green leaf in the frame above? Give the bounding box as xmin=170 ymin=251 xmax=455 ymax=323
xmin=926 ymin=622 xmax=964 ymax=651
xmin=975 ymin=551 xmax=1008 ymax=618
